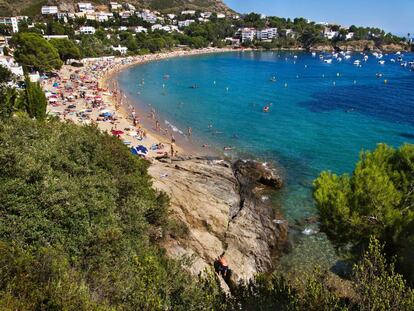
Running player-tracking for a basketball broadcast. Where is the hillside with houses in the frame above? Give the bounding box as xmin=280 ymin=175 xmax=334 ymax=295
xmin=0 ymin=2 xmax=412 ymax=83
xmin=0 ymin=0 xmax=233 ymax=16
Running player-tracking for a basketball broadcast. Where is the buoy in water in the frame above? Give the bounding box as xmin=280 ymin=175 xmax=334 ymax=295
xmin=284 ymin=83 xmax=288 ymax=88
xmin=384 ymin=79 xmax=388 ymax=84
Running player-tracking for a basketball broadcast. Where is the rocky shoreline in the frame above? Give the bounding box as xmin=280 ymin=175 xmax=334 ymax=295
xmin=150 ymin=156 xmax=288 ymax=282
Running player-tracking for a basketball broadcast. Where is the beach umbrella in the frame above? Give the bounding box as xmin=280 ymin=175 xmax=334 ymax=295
xmin=111 ymin=130 xmax=124 ymax=136
xmin=101 ymin=112 xmax=113 ymax=118
xmin=131 ymin=145 xmax=148 ymax=156
xmin=136 ymin=145 xmax=148 ymax=153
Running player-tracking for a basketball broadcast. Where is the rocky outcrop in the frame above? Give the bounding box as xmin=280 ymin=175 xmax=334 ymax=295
xmin=149 ymin=157 xmax=288 ymax=282
xmin=380 ymin=43 xmax=410 ymax=52
xmin=310 ymin=44 xmax=335 ymax=52
xmin=335 ymin=40 xmax=376 ymax=52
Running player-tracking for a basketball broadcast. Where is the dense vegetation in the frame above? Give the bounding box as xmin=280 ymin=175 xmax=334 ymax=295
xmin=10 ymin=32 xmax=63 ymax=72
xmin=0 ymin=65 xmax=48 ymax=120
xmin=314 ymin=144 xmax=414 ymax=283
xmin=0 ymin=117 xmax=228 ymax=310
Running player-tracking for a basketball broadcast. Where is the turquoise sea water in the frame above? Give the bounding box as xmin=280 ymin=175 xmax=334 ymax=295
xmin=118 ymin=51 xmax=414 ymax=222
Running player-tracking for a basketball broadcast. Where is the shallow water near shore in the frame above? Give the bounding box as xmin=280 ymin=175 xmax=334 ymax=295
xmin=118 ymin=51 xmax=414 ymax=270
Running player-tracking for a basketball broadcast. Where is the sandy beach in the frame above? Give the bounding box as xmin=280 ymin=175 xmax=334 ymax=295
xmin=44 ymin=47 xmax=235 ymax=160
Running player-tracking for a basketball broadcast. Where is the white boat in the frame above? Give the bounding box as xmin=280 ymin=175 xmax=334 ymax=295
xmin=364 ymin=55 xmax=369 ymax=61
xmin=312 ymin=52 xmax=316 ymax=57
xmin=354 ymin=60 xmax=361 ymax=65
xmin=345 ymin=55 xmax=351 ymax=60
xmin=379 ymin=60 xmax=385 ymax=65
xmin=324 ymin=59 xmax=333 ymax=64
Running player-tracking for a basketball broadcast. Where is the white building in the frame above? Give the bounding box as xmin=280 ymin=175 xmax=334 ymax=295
xmin=124 ymin=3 xmax=136 ymax=11
xmin=151 ymin=24 xmax=163 ymax=31
xmin=257 ymin=28 xmax=278 ymax=41
xmin=78 ymin=3 xmax=94 ymax=12
xmin=225 ymin=37 xmax=240 ymax=47
xmin=324 ymin=30 xmax=339 ymax=39
xmin=110 ymin=2 xmax=122 ymax=12
xmin=201 ymin=12 xmax=212 ymax=18
xmin=181 ymin=10 xmax=196 ymax=16
xmin=345 ymin=32 xmax=355 ymax=40
xmin=178 ymin=19 xmax=195 ymax=28
xmin=41 ymin=6 xmax=59 ymax=15
xmin=43 ymin=35 xmax=69 ymax=40
xmin=120 ymin=11 xmax=134 ymax=19
xmin=57 ymin=12 xmax=69 ymax=22
xmin=86 ymin=13 xmax=96 ymax=21
xmin=97 ymin=12 xmax=113 ymax=22
xmin=135 ymin=26 xmax=148 ymax=33
xmin=0 ymin=55 xmax=24 ymax=77
xmin=283 ymin=29 xmax=299 ymax=39
xmin=240 ymin=28 xmax=256 ymax=43
xmin=111 ymin=45 xmax=128 ymax=55
xmin=79 ymin=26 xmax=96 ymax=34
xmin=167 ymin=14 xmax=176 ymax=20
xmin=0 ymin=35 xmax=7 ymax=47
xmin=216 ymin=13 xmax=226 ymax=19
xmin=0 ymin=17 xmax=19 ymax=33
xmin=138 ymin=10 xmax=158 ymax=24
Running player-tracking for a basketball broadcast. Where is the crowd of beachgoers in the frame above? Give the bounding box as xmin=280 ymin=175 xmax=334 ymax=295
xmin=43 ymin=47 xmax=233 ymax=160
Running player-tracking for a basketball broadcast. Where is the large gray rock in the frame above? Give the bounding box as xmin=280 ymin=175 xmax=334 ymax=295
xmin=149 ymin=157 xmax=287 ymax=282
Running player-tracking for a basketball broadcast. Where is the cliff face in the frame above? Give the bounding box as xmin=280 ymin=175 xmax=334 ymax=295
xmin=149 ymin=157 xmax=288 ymax=282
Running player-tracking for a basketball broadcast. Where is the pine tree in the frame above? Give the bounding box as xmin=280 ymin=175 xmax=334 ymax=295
xmin=23 ymin=77 xmax=47 ymax=120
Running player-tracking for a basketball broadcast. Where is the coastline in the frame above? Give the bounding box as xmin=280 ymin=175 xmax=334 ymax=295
xmin=99 ymin=47 xmax=237 ymax=158
xmin=45 ymin=47 xmax=237 ymax=160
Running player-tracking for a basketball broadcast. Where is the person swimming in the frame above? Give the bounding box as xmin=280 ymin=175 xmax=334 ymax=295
xmin=263 ymin=106 xmax=270 ymax=113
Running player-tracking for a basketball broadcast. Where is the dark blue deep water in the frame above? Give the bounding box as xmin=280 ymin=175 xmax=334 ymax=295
xmin=118 ymin=51 xmax=414 ymax=222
